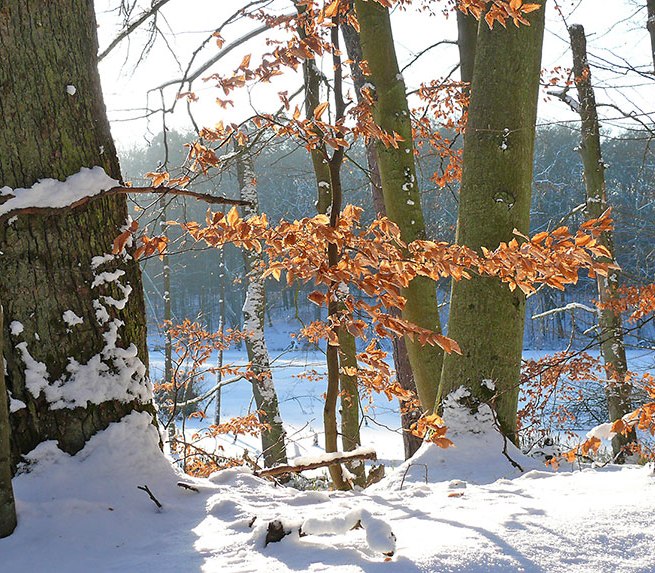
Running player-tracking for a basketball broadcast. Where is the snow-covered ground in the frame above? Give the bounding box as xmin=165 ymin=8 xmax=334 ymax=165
xmin=3 ymin=343 xmax=655 ymax=572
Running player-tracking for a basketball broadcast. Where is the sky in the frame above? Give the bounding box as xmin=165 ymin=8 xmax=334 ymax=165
xmin=94 ymin=0 xmax=655 ymax=152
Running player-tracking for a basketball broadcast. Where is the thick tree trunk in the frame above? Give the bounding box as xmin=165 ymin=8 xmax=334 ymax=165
xmin=569 ymin=24 xmax=636 ymax=460
xmin=439 ymin=2 xmax=547 ymax=443
xmin=354 ymin=0 xmax=444 ymax=415
xmin=341 ymin=8 xmax=422 ymax=459
xmin=236 ymin=151 xmax=287 ymax=468
xmin=0 ymin=306 xmax=17 ymax=538
xmin=0 ymin=0 xmax=152 ymax=465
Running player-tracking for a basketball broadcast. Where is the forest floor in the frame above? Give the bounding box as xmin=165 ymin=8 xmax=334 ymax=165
xmin=2 ymin=345 xmax=655 ymax=572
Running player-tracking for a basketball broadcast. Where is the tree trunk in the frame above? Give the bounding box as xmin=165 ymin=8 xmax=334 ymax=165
xmin=438 ymin=2 xmax=547 ymax=443
xmin=457 ymin=9 xmax=478 ymax=90
xmin=569 ymin=24 xmax=636 ymax=460
xmin=295 ymin=2 xmax=365 ymax=487
xmin=0 ymin=305 xmax=17 ymax=538
xmin=647 ymin=0 xmax=655 ymax=71
xmin=0 ymin=0 xmax=152 ymax=466
xmin=354 ymin=0 xmax=445 ymax=414
xmin=341 ymin=7 xmax=422 ymax=459
xmin=236 ymin=150 xmax=287 ymax=468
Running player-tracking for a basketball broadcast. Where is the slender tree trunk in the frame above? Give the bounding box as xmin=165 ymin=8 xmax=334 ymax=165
xmin=0 ymin=306 xmax=17 ymax=538
xmin=236 ymin=150 xmax=287 ymax=468
xmin=214 ymin=247 xmax=226 ymax=426
xmin=569 ymin=24 xmax=636 ymax=460
xmin=295 ymin=2 xmax=365 ymax=487
xmin=439 ymin=2 xmax=547 ymax=443
xmin=457 ymin=9 xmax=478 ymax=91
xmin=0 ymin=0 xmax=153 ymax=465
xmin=159 ymin=197 xmax=176 ymax=438
xmin=647 ymin=0 xmax=655 ymax=71
xmin=341 ymin=7 xmax=422 ymax=459
xmin=354 ymin=0 xmax=445 ymax=414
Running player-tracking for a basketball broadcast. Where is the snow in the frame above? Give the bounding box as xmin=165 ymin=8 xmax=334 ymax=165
xmin=62 ymin=310 xmax=84 ymax=327
xmin=9 ymin=321 xmax=24 ymax=336
xmin=0 ymin=166 xmax=118 ymax=217
xmin=3 ymin=407 xmax=655 ymax=572
xmin=66 ymin=84 xmax=77 ymax=95
xmin=586 ymin=422 xmax=617 ymax=441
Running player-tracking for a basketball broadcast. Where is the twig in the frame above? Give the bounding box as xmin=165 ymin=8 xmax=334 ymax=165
xmin=176 ymin=482 xmax=199 ymax=493
xmin=137 ymin=484 xmax=163 ymax=509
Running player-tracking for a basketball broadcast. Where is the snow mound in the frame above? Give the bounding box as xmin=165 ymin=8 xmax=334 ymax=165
xmin=376 ymin=387 xmax=543 ymax=489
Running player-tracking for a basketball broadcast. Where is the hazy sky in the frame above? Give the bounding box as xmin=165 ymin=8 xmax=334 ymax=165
xmin=95 ymin=0 xmax=654 ymax=151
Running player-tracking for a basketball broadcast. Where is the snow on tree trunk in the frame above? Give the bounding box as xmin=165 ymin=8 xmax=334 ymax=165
xmin=439 ymin=2 xmax=546 ymax=443
xmin=569 ymin=24 xmax=636 ymax=460
xmin=341 ymin=9 xmax=422 ymax=459
xmin=0 ymin=0 xmax=153 ymax=465
xmin=236 ymin=150 xmax=287 ymax=468
xmin=0 ymin=305 xmax=17 ymax=538
xmin=354 ymin=0 xmax=445 ymax=414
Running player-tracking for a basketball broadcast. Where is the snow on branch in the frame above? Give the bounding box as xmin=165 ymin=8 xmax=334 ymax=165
xmin=547 ymin=88 xmax=581 ymax=114
xmin=256 ymin=447 xmax=377 ymax=478
xmin=0 ymin=166 xmax=247 ymax=222
xmin=532 ymin=302 xmax=598 ymax=320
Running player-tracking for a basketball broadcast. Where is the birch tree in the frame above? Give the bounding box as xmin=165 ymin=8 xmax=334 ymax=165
xmin=236 ymin=150 xmax=288 ymax=468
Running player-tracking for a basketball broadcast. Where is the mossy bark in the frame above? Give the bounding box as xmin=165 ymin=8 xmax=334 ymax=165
xmin=569 ymin=24 xmax=635 ymax=460
xmin=0 ymin=0 xmax=152 ymax=466
xmin=354 ymin=0 xmax=444 ymax=414
xmin=341 ymin=8 xmax=422 ymax=459
xmin=0 ymin=306 xmax=17 ymax=538
xmin=438 ymin=3 xmax=546 ymax=442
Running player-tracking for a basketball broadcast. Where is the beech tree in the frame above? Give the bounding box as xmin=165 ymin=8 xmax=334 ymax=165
xmin=0 ymin=2 xmax=153 ymax=462
xmin=439 ymin=1 xmax=547 ymax=442
xmin=354 ymin=0 xmax=445 ymax=414
xmin=0 ymin=306 xmax=17 ymax=537
xmin=568 ymin=24 xmax=636 ymax=459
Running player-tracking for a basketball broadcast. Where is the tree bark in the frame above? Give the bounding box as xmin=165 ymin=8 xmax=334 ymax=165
xmin=439 ymin=2 xmax=547 ymax=443
xmin=569 ymin=24 xmax=636 ymax=460
xmin=341 ymin=6 xmax=422 ymax=459
xmin=354 ymin=0 xmax=444 ymax=415
xmin=0 ymin=0 xmax=153 ymax=465
xmin=457 ymin=9 xmax=478 ymax=90
xmin=0 ymin=305 xmax=17 ymax=538
xmin=236 ymin=150 xmax=288 ymax=468
xmin=647 ymin=0 xmax=655 ymax=71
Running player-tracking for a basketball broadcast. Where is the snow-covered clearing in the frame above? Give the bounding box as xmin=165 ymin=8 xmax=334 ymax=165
xmin=3 ymin=342 xmax=655 ymax=571
xmin=2 ymin=409 xmax=655 ymax=572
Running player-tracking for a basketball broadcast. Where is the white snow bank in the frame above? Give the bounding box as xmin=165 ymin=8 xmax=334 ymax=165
xmin=3 ymin=408 xmax=655 ymax=572
xmin=0 ymin=166 xmax=118 ymax=216
xmin=375 ymin=387 xmax=543 ymax=489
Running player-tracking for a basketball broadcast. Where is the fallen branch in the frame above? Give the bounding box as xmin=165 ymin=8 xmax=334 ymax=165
xmin=256 ymin=448 xmax=376 ymax=478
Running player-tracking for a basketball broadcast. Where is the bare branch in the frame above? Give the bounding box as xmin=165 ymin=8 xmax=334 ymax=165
xmin=99 ymin=0 xmax=175 ymax=61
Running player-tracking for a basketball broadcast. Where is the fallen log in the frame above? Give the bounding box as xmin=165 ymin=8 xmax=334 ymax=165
xmin=256 ymin=448 xmax=377 ymax=479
